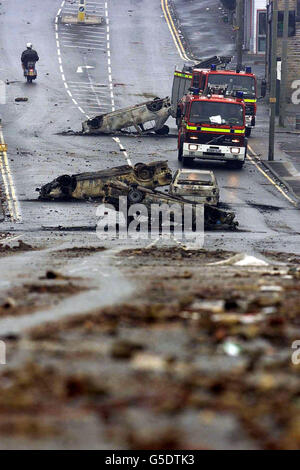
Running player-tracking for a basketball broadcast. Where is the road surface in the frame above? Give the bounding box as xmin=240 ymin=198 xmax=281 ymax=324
xmin=0 ymin=0 xmax=298 ymax=253
xmin=0 ymin=0 xmax=299 ymax=450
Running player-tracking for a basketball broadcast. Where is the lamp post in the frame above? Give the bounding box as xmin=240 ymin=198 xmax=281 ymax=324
xmin=279 ymin=0 xmax=289 ymax=127
xmin=268 ymin=0 xmax=278 ymax=161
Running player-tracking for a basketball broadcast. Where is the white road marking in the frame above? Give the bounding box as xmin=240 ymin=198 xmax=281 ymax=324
xmin=56 ymin=0 xmax=132 ymax=164
xmin=247 ymin=146 xmax=297 ymax=207
xmin=77 ymin=65 xmax=95 ymax=73
xmin=0 ymin=127 xmax=21 ymax=221
xmin=61 ymin=45 xmax=106 ymax=50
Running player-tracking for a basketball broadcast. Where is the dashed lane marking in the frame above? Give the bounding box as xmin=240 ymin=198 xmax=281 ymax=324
xmin=56 ymin=0 xmax=131 ymax=165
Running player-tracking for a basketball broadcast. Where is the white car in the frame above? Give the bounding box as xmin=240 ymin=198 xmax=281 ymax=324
xmin=169 ymin=169 xmax=220 ymax=205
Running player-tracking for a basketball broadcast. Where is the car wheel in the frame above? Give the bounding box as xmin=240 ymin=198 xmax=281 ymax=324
xmin=128 ymin=188 xmax=145 ymax=204
xmin=146 ymin=98 xmax=163 ymax=112
xmin=155 ymin=125 xmax=169 ymax=135
xmin=136 ymin=165 xmax=154 ymax=181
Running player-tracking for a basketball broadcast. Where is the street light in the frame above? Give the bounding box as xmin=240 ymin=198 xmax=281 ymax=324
xmin=268 ymin=0 xmax=278 ymax=161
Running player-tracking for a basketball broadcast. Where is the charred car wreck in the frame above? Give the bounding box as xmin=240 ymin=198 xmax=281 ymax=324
xmin=37 ymin=161 xmax=173 ymax=200
xmin=102 ymin=181 xmax=238 ymax=231
xmin=82 ymin=97 xmax=172 ymax=135
xmin=37 ymin=162 xmax=238 ymax=230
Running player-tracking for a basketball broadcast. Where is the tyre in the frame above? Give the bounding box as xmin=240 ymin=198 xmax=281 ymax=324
xmin=127 ymin=188 xmax=144 ymax=204
xmin=245 ymin=127 xmax=252 ymax=137
xmin=182 ymin=157 xmax=194 ymax=167
xmin=155 ymin=125 xmax=169 ymax=135
xmin=135 ymin=164 xmax=154 ymax=181
xmin=134 ymin=163 xmax=144 ymax=172
xmin=88 ymin=116 xmax=103 ymax=129
xmin=57 ymin=175 xmax=73 ymax=186
xmin=27 ymin=76 xmax=32 ymax=83
xmin=178 ymin=141 xmax=183 ymax=162
xmin=146 ymin=98 xmax=163 ymax=112
xmin=229 ymin=160 xmax=244 ymax=169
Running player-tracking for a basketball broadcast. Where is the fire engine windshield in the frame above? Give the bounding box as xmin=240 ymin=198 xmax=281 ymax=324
xmin=189 ymin=102 xmax=244 ymax=126
xmin=207 ymin=74 xmax=256 ymax=97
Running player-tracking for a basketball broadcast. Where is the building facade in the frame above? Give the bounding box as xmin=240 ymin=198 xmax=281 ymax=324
xmin=267 ymin=0 xmax=300 ymax=99
xmin=244 ymin=0 xmax=268 ymax=55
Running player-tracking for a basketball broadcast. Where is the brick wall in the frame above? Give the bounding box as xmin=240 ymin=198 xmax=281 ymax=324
xmin=273 ymin=0 xmax=300 ymax=99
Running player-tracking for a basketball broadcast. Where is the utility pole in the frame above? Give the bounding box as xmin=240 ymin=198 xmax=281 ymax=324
xmin=279 ymin=0 xmax=289 ymax=127
xmin=268 ymin=0 xmax=278 ymax=161
xmin=236 ymin=0 xmax=244 ymax=70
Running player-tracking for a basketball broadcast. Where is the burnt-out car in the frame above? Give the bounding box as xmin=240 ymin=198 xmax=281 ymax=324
xmin=169 ymin=170 xmax=220 ymax=205
xmin=103 ymin=181 xmax=237 ymax=230
xmin=82 ymin=97 xmax=171 ymax=135
xmin=37 ymin=161 xmax=172 ymax=200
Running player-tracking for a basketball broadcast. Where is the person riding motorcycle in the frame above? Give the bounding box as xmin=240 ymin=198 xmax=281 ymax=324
xmin=21 ymin=43 xmax=39 ymax=71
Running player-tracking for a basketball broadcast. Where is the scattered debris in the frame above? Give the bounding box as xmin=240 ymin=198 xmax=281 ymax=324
xmin=15 ymin=97 xmax=28 ymax=102
xmin=111 ymin=339 xmax=144 ymax=359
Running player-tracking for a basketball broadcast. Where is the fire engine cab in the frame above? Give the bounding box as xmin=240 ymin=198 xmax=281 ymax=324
xmin=177 ymin=86 xmax=247 ymax=169
xmin=172 ymin=63 xmax=257 ymax=137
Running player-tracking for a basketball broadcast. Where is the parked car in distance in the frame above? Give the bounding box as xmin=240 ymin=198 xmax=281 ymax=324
xmin=169 ymin=169 xmax=220 ymax=205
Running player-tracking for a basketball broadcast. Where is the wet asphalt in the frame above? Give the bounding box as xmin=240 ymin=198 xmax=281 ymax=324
xmin=0 ymin=0 xmax=299 ymax=451
xmin=0 ymin=0 xmax=299 ymax=306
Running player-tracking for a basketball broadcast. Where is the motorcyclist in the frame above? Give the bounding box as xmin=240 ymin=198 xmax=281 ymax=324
xmin=21 ymin=43 xmax=39 ymax=70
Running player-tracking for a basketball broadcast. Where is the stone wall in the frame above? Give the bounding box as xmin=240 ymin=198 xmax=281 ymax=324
xmin=274 ymin=0 xmax=300 ymax=99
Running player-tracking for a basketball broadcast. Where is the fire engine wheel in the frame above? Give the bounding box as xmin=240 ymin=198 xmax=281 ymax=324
xmin=146 ymin=98 xmax=163 ymax=112
xmin=155 ymin=125 xmax=169 ymax=135
xmin=178 ymin=143 xmax=183 ymax=162
xmin=127 ymin=188 xmax=145 ymax=204
xmin=182 ymin=157 xmax=194 ymax=167
xmin=228 ymin=160 xmax=244 ymax=169
xmin=245 ymin=127 xmax=252 ymax=137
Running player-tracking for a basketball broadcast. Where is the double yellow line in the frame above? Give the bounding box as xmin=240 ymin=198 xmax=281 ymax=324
xmin=0 ymin=127 xmax=21 ymax=221
xmin=247 ymin=145 xmax=298 ymax=207
xmin=161 ymin=0 xmax=191 ymax=62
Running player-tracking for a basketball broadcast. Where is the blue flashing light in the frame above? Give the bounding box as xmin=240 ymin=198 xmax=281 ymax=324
xmin=236 ymin=91 xmax=244 ymax=99
xmin=245 ymin=66 xmax=252 ymax=74
xmin=211 ymin=64 xmax=217 ymax=71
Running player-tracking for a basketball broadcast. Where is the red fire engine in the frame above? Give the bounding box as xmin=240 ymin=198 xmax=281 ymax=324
xmin=172 ymin=64 xmax=258 ymax=137
xmin=177 ymin=86 xmax=247 ymax=169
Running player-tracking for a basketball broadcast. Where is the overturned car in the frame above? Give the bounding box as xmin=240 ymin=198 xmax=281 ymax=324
xmin=82 ymin=97 xmax=172 ymax=135
xmin=102 ymin=181 xmax=238 ymax=231
xmin=37 ymin=161 xmax=173 ymax=200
